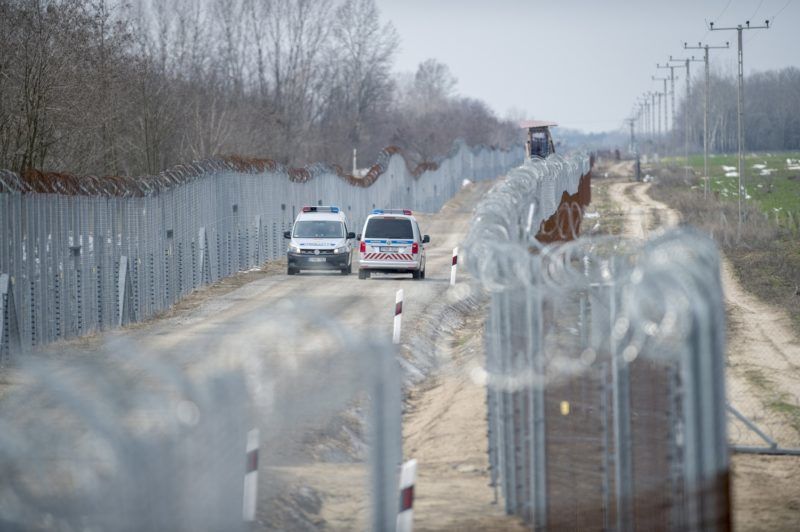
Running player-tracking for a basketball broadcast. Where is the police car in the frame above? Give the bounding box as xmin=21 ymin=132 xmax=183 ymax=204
xmin=357 ymin=209 xmax=429 ymax=280
xmin=284 ymin=206 xmax=355 ymax=275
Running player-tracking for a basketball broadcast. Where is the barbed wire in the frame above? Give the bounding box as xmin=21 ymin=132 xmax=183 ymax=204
xmin=464 ymin=155 xmax=731 ymax=529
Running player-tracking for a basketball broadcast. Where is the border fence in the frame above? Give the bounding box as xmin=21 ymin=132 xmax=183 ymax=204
xmin=465 ymin=157 xmax=730 ymax=530
xmin=0 ymin=142 xmax=520 ymax=358
xmin=0 ymin=295 xmax=403 ymax=531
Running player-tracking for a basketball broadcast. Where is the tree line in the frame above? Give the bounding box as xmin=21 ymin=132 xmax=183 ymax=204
xmin=671 ymin=66 xmax=800 ymax=153
xmin=0 ymin=0 xmax=519 ymax=176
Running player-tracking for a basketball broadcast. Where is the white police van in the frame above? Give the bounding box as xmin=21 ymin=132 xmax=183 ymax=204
xmin=357 ymin=209 xmax=429 ymax=280
xmin=284 ymin=206 xmax=355 ymax=275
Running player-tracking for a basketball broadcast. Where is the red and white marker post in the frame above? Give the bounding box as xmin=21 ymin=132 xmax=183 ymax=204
xmin=396 ymin=458 xmax=417 ymax=532
xmin=450 ymin=247 xmax=458 ymax=286
xmin=243 ymin=428 xmax=260 ymax=522
xmin=393 ymin=289 xmax=403 ymax=344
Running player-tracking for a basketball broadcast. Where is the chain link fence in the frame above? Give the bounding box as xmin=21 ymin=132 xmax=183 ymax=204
xmin=465 ymin=156 xmax=730 ymax=530
xmin=0 ymin=142 xmax=521 ymax=359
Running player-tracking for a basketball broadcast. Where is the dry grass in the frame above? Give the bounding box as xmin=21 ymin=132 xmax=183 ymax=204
xmin=648 ymin=167 xmax=800 ymax=334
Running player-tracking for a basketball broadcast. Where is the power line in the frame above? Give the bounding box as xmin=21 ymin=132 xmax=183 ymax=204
xmin=748 ymin=0 xmax=766 ymax=20
xmin=770 ymin=0 xmax=794 ymax=20
xmin=698 ymin=0 xmax=733 ymax=52
xmin=746 ymin=0 xmax=794 ymax=45
xmin=713 ymin=0 xmax=734 ymax=22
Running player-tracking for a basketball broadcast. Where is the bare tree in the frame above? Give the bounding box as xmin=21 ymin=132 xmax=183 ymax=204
xmin=0 ymin=0 xmax=521 ymax=175
xmin=329 ymin=0 xmax=398 ymax=152
xmin=413 ymin=58 xmax=457 ymax=111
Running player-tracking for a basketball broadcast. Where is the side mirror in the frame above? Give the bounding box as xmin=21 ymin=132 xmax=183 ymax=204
xmin=356 ymin=234 xmax=362 ymax=241
xmin=422 ymin=235 xmax=430 ymax=244
xmin=283 ymin=231 xmax=291 ymax=239
xmin=347 ymin=232 xmax=356 ymax=239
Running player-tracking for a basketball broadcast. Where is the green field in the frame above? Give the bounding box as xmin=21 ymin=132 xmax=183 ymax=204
xmin=662 ymin=152 xmax=800 ymax=225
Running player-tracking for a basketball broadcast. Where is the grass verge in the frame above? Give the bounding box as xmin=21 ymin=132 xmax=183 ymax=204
xmin=661 ymin=151 xmax=800 ymax=222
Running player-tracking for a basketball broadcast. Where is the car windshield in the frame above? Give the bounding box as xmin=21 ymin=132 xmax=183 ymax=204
xmin=365 ymin=218 xmax=413 ymax=239
xmin=293 ymin=220 xmax=344 ymax=238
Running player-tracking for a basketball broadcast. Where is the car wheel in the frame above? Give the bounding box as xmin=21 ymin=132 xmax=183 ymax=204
xmin=420 ymin=264 xmax=426 ymax=279
xmin=287 ymin=267 xmax=298 ymax=275
xmin=358 ymin=269 xmax=368 ymax=280
xmin=412 ymin=269 xmax=421 ymax=280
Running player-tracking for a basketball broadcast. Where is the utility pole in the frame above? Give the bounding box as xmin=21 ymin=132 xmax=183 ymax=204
xmin=636 ymin=96 xmax=646 ymax=148
xmin=650 ymin=92 xmax=657 ymax=141
xmin=669 ymin=55 xmax=703 ymax=180
xmin=657 ymin=64 xmax=679 ymax=133
xmin=640 ymin=95 xmax=651 ymax=146
xmin=627 ymin=117 xmax=636 ymax=154
xmin=684 ymin=41 xmax=731 ymax=198
xmin=653 ymin=75 xmax=670 ymax=154
xmin=627 ymin=116 xmax=641 ymax=181
xmin=710 ymin=19 xmax=770 ymax=231
xmin=656 ymin=92 xmax=662 ymax=138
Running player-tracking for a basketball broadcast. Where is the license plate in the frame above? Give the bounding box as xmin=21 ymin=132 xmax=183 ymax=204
xmin=308 ymin=257 xmax=326 ymax=262
xmin=381 ymin=247 xmax=399 ymax=252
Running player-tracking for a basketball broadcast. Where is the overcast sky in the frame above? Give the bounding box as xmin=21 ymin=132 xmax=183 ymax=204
xmin=375 ymin=0 xmax=800 ymax=133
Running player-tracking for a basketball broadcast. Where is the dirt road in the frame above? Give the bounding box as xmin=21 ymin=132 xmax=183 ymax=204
xmin=604 ymin=177 xmax=800 ymax=531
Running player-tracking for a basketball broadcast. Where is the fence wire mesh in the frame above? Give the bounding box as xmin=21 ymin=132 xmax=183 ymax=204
xmin=465 ymin=155 xmax=730 ymax=531
xmin=0 ymin=143 xmax=521 ymax=358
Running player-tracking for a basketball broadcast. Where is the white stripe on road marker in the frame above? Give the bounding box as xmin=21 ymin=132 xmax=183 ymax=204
xmin=243 ymin=428 xmax=259 ymax=522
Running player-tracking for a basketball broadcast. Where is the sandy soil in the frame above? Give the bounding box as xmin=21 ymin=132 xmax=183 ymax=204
xmin=402 ymin=305 xmax=527 ymax=532
xmin=604 ymin=176 xmax=800 ymax=531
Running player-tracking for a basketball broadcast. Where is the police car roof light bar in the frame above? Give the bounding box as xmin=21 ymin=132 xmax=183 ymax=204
xmin=371 ymin=209 xmax=412 ymax=215
xmin=302 ymin=206 xmax=340 ymax=213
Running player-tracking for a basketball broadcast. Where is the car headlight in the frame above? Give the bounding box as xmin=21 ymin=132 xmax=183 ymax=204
xmin=288 ymin=243 xmax=301 ymax=253
xmin=333 ymin=246 xmax=348 ymax=254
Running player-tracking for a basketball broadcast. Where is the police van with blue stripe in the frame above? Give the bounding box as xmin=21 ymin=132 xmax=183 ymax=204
xmin=357 ymin=209 xmax=429 ymax=280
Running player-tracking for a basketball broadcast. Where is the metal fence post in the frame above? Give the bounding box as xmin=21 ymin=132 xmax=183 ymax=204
xmin=369 ymin=343 xmax=402 ymax=532
xmin=499 ymin=287 xmax=517 ymax=515
xmin=198 ymin=227 xmax=210 ymax=286
xmin=610 ymin=261 xmax=634 ymax=532
xmin=255 ymin=215 xmax=262 ymax=265
xmin=485 ymin=292 xmax=502 ymax=505
xmin=529 ymin=281 xmax=547 ymax=530
xmin=1 ymin=273 xmax=22 ymax=362
xmin=118 ymin=256 xmax=134 ymax=327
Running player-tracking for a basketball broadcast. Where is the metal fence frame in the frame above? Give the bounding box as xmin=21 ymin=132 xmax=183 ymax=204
xmin=0 ymin=143 xmax=521 ymax=358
